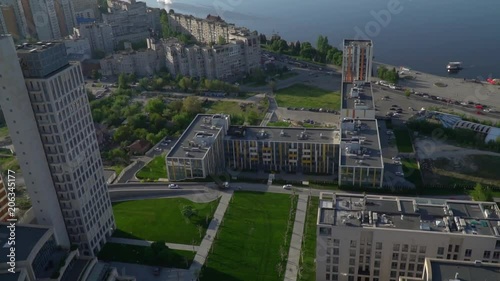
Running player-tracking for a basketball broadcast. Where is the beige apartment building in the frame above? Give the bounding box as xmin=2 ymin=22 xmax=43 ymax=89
xmin=167 ymin=13 xmax=235 ymax=44
xmin=316 ymin=192 xmax=500 ymax=281
xmin=100 ymin=48 xmax=165 ymax=77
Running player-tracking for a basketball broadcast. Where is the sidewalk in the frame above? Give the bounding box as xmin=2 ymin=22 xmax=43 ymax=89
xmin=108 ymin=237 xmax=199 ymax=252
xmin=284 ymin=194 xmax=308 ymax=281
xmin=187 ymin=190 xmax=234 ymax=279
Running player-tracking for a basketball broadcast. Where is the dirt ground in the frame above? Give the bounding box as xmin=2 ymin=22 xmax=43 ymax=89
xmin=414 ymin=137 xmax=500 ymax=187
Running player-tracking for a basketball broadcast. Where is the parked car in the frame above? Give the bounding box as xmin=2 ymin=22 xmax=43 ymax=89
xmin=394 ymin=161 xmax=402 ymax=165
xmin=283 ymin=184 xmax=292 ymax=189
xmin=395 ymin=172 xmax=404 ymax=176
xmin=392 ymin=157 xmax=401 ymax=161
xmin=396 ymin=109 xmax=403 ymax=113
xmin=391 ymin=105 xmax=398 ymax=107
xmin=168 ymin=184 xmax=180 ymax=189
xmin=153 ymin=267 xmax=161 ymax=276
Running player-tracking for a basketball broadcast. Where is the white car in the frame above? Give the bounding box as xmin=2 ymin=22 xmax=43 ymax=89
xmin=154 ymin=147 xmax=162 ymax=151
xmin=395 ymin=172 xmax=404 ymax=176
xmin=392 ymin=156 xmax=401 ymax=161
xmin=394 ymin=161 xmax=402 ymax=165
xmin=168 ymin=184 xmax=180 ymax=189
xmin=283 ymin=184 xmax=292 ymax=189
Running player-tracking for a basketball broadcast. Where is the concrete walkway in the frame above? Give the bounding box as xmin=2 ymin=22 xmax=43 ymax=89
xmin=109 ymin=237 xmax=199 ymax=252
xmin=187 ymin=190 xmax=234 ymax=279
xmin=284 ymin=194 xmax=308 ymax=281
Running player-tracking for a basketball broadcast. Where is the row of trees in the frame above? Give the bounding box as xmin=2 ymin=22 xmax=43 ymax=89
xmin=377 ymin=66 xmax=400 ymax=83
xmin=136 ymin=71 xmax=239 ymax=93
xmin=263 ymin=34 xmax=343 ymax=65
xmin=160 ymin=10 xmax=196 ymax=44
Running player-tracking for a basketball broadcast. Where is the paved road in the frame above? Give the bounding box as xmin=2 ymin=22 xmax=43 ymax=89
xmin=284 ymin=194 xmax=308 ymax=281
xmin=109 ymin=237 xmax=199 ymax=252
xmin=109 ymin=261 xmax=190 ymax=281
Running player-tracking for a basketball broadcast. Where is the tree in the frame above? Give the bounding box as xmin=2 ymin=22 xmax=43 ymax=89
xmin=294 ymin=41 xmax=301 ymax=55
xmin=471 ymin=183 xmax=493 ymax=202
xmin=259 ymin=33 xmax=267 ymax=44
xmin=182 ymin=96 xmax=203 ymax=116
xmin=128 ymin=114 xmax=149 ymax=128
xmin=113 ymin=126 xmax=131 ymax=142
xmin=178 ymin=76 xmax=192 ymax=91
xmin=182 ymin=205 xmax=197 ymax=219
xmin=404 ymin=89 xmax=411 ymax=98
xmin=246 ymin=110 xmax=260 ymax=125
xmin=217 ymin=35 xmax=226 ymax=45
xmin=91 ymin=69 xmax=101 ymax=80
xmin=118 ymin=73 xmax=128 ymax=89
xmin=138 ymin=77 xmax=149 ymax=90
xmin=160 ymin=10 xmax=172 ymax=38
xmin=145 ymin=98 xmax=166 ymax=115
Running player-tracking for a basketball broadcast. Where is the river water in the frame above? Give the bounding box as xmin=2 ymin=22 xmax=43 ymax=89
xmin=142 ymin=0 xmax=500 ymax=79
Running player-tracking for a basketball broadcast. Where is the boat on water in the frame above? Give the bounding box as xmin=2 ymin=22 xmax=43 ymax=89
xmin=447 ymin=62 xmax=462 ymax=72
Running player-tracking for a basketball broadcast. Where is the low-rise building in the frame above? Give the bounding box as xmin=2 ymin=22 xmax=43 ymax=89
xmin=99 ymin=48 xmax=164 ymax=76
xmin=316 ymin=192 xmax=500 ymax=281
xmin=399 ymin=258 xmax=500 ymax=281
xmin=166 ymin=114 xmax=230 ymax=181
xmin=0 ymin=223 xmax=135 ymax=281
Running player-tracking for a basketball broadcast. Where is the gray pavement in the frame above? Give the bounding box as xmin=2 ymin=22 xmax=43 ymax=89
xmin=284 ymin=194 xmax=308 ymax=281
xmin=109 ymin=237 xmax=199 ymax=252
xmin=187 ymin=190 xmax=234 ymax=279
xmin=110 ymin=262 xmax=190 ymax=281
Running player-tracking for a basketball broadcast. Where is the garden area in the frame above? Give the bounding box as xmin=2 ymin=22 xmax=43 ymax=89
xmin=275 ymin=84 xmax=341 ymax=110
xmin=136 ymin=155 xmax=167 ymax=180
xmin=298 ymin=197 xmax=319 ymax=281
xmin=205 ymin=98 xmax=269 ymax=126
xmin=201 ymin=192 xmax=297 ymax=281
xmin=98 ymin=242 xmax=195 ymax=269
xmin=112 ymin=198 xmax=219 ymax=244
xmin=393 ymin=128 xmax=414 ymax=153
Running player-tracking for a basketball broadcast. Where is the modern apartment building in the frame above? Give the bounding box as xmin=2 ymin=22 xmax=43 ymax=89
xmin=74 ymin=22 xmax=114 ymax=54
xmin=338 ymin=40 xmax=383 ymax=188
xmin=99 ymin=48 xmax=165 ymax=76
xmin=0 ymin=175 xmax=8 ymax=221
xmin=102 ymin=0 xmax=159 ymax=46
xmin=0 ymin=35 xmax=115 ymax=256
xmin=225 ymin=126 xmax=340 ymax=174
xmin=63 ymin=37 xmax=92 ymax=60
xmin=0 ymin=0 xmax=27 ymax=40
xmin=399 ymin=258 xmax=500 ymax=281
xmin=72 ymin=0 xmax=99 ymax=20
xmin=0 ymin=223 xmax=135 ymax=281
xmin=20 ymin=0 xmax=76 ymax=40
xmin=167 ymin=13 xmax=236 ymax=44
xmin=316 ymin=192 xmax=500 ymax=281
xmin=166 ymin=114 xmax=230 ymax=181
xmin=343 ymin=39 xmax=373 ymax=83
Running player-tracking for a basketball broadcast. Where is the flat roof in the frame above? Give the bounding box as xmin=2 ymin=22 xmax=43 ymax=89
xmin=318 ymin=193 xmax=500 ymax=236
xmin=340 ymin=119 xmax=383 ymax=168
xmin=342 ymin=82 xmax=374 ymax=110
xmin=167 ymin=114 xmax=228 ymax=159
xmin=429 ymin=259 xmax=500 ymax=281
xmin=344 ymin=39 xmax=373 ymax=45
xmin=225 ymin=126 xmax=338 ymax=144
xmin=0 ymin=223 xmax=50 ymax=263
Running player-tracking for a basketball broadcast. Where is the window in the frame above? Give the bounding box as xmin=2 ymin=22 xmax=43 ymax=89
xmin=350 ymin=249 xmax=356 ymax=257
xmin=496 ymin=240 xmax=500 ymax=249
xmin=374 ymin=261 xmax=380 ymax=268
xmin=411 ymin=245 xmax=417 ymax=253
xmin=392 ymin=253 xmax=399 ymax=260
xmin=390 ymin=271 xmax=397 ymax=278
xmin=484 ymin=251 xmax=491 ymax=259
xmin=455 ymin=245 xmax=460 ymax=253
xmin=333 ymin=257 xmax=339 ymax=264
xmin=400 ymin=263 xmax=406 ymax=270
xmin=418 ymin=256 xmax=425 ymax=263
xmin=391 ymin=262 xmax=397 ymax=269
xmin=334 ymin=239 xmax=340 ymax=246
xmin=448 ymin=244 xmax=453 ymax=252
xmin=376 ymin=242 xmax=382 ymax=250
xmin=375 ymin=251 xmax=381 ymax=259
xmin=350 ymin=240 xmax=357 ymax=248
xmin=419 ymin=246 xmax=427 ymax=254
xmin=349 ymin=258 xmax=355 ymax=266
xmin=408 ymin=263 xmax=415 ymax=271
xmin=403 ymin=244 xmax=409 ymax=252
xmin=453 ymin=254 xmax=458 ymax=260
xmin=438 ymin=247 xmax=444 ymax=255
xmin=417 ymin=264 xmax=424 ymax=271
xmin=374 ymin=270 xmax=380 ymax=276
xmin=393 ymin=244 xmax=400 ymax=251
xmin=326 ymin=274 xmax=330 ymax=280
xmin=349 ymin=267 xmax=354 ymax=274
xmin=493 ymin=252 xmax=500 ymax=259
xmin=333 ymin=248 xmax=339 ymax=255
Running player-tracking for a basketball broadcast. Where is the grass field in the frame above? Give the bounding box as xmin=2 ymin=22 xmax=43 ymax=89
xmin=298 ymin=197 xmax=319 ymax=281
xmin=0 ymin=156 xmax=20 ymax=173
xmin=0 ymin=126 xmax=9 ymax=139
xmin=402 ymin=159 xmax=423 ymax=187
xmin=206 ymin=99 xmax=269 ymax=125
xmin=432 ymin=155 xmax=500 ymax=188
xmin=267 ymin=121 xmax=291 ymax=127
xmin=136 ymin=155 xmax=166 ymax=180
xmin=113 ymin=198 xmax=219 ymax=244
xmin=394 ymin=129 xmax=414 ymax=153
xmin=98 ymin=243 xmax=195 ymax=269
xmin=202 ymin=192 xmax=297 ymax=281
xmin=275 ymin=72 xmax=299 ymax=80
xmin=275 ymin=84 xmax=341 ymax=110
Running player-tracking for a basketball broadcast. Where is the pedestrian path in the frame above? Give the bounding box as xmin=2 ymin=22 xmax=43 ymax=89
xmin=187 ymin=190 xmax=234 ymax=279
xmin=108 ymin=237 xmax=199 ymax=252
xmin=284 ymin=194 xmax=308 ymax=281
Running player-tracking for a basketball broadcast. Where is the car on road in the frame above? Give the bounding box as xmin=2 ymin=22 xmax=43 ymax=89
xmin=386 ymin=130 xmax=394 ymax=135
xmin=168 ymin=184 xmax=180 ymax=189
xmin=154 ymin=147 xmax=162 ymax=151
xmin=283 ymin=184 xmax=292 ymax=189
xmin=422 ymin=94 xmax=430 ymax=98
xmin=392 ymin=157 xmax=401 ymax=161
xmin=396 ymin=109 xmax=403 ymax=113
xmin=386 ymin=112 xmax=394 ymax=117
xmin=395 ymin=172 xmax=404 ymax=176
xmin=390 ymin=107 xmax=397 ymax=111
xmin=391 ymin=105 xmax=398 ymax=108
xmin=153 ymin=267 xmax=161 ymax=276
xmin=394 ymin=161 xmax=402 ymax=165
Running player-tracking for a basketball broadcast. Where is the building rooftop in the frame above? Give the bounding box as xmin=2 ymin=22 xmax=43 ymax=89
xmin=0 ymin=223 xmax=50 ymax=263
xmin=340 ymin=119 xmax=383 ymax=167
xmin=225 ymin=126 xmax=340 ymax=144
xmin=342 ymin=82 xmax=374 ymax=110
xmin=167 ymin=114 xmax=229 ymax=159
xmin=318 ymin=193 xmax=500 ymax=236
xmin=428 ymin=259 xmax=500 ymax=281
xmin=344 ymin=39 xmax=373 ymax=46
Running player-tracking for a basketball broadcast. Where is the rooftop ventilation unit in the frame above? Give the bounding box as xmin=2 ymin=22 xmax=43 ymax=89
xmin=280 ymin=130 xmax=285 ymax=136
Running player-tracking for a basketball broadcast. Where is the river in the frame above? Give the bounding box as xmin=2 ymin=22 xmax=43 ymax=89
xmin=141 ymin=0 xmax=500 ymax=79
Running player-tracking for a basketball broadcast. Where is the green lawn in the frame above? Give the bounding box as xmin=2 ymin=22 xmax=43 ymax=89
xmin=402 ymin=159 xmax=423 ymax=187
xmin=267 ymin=121 xmax=291 ymax=127
xmin=298 ymin=197 xmax=319 ymax=281
xmin=202 ymin=192 xmax=297 ymax=281
xmin=275 ymin=72 xmax=299 ymax=80
xmin=431 ymin=155 xmax=500 ymax=188
xmin=275 ymin=84 xmax=340 ymax=109
xmin=394 ymin=129 xmax=414 ymax=153
xmin=206 ymin=99 xmax=269 ymax=125
xmin=113 ymin=198 xmax=219 ymax=244
xmin=98 ymin=243 xmax=195 ymax=269
xmin=0 ymin=156 xmax=20 ymax=173
xmin=0 ymin=126 xmax=9 ymax=139
xmin=136 ymin=155 xmax=167 ymax=180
